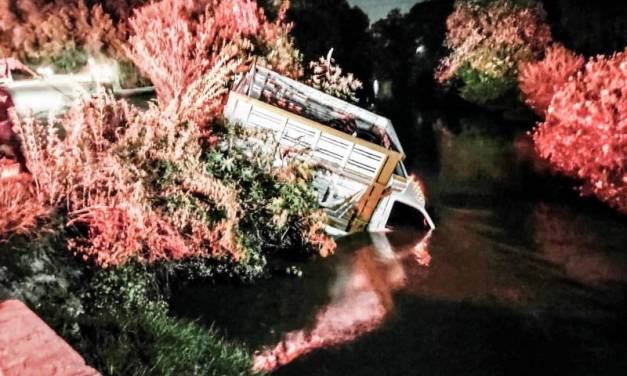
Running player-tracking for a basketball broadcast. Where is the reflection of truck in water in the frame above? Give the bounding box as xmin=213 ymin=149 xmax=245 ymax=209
xmin=254 ymin=231 xmax=432 ymax=372
xmin=224 ymin=66 xmax=435 ymax=235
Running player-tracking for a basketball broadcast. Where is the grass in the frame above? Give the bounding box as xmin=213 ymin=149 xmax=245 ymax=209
xmin=92 ymin=305 xmax=257 ymax=376
xmin=1 ymin=221 xmax=260 ymax=376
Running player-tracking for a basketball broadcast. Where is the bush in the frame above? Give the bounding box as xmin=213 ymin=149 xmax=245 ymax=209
xmin=160 ymin=126 xmax=335 ymax=282
xmin=436 ymin=0 xmax=552 ymax=105
xmin=455 ymin=64 xmax=518 ymax=105
xmin=0 ymin=225 xmax=257 ymax=375
xmin=205 ymin=127 xmax=334 ymax=258
xmin=519 ymin=44 xmax=585 ymax=115
xmin=126 ymin=0 xmax=303 ymax=110
xmin=9 ymin=0 xmax=331 ymax=271
xmin=533 ymin=50 xmax=627 ymax=213
xmin=0 ymin=172 xmax=50 ymax=239
xmin=307 ymin=52 xmax=362 ymax=103
xmin=77 ymin=263 xmax=256 ymax=376
xmin=0 ymin=216 xmax=86 ymax=341
xmin=14 ymin=89 xmax=332 ymax=270
xmin=88 ymin=305 xmax=255 ymax=376
xmin=0 ymin=0 xmax=134 ymax=72
xmin=14 ymin=82 xmax=241 ymax=266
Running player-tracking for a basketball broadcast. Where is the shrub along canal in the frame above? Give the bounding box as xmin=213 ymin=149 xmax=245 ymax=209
xmin=171 ymin=112 xmax=627 ymax=375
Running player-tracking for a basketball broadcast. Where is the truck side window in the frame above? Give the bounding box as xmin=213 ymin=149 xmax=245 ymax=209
xmin=395 ymin=162 xmax=407 ymax=178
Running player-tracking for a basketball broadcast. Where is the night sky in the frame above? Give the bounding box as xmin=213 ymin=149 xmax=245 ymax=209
xmin=347 ymin=0 xmax=423 ymax=22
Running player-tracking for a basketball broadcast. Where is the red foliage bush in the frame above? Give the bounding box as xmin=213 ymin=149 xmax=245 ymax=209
xmin=256 ymin=0 xmax=303 ymax=79
xmin=0 ymin=170 xmax=50 ymax=239
xmin=519 ymin=44 xmax=585 ymax=115
xmin=5 ymin=0 xmax=329 ymax=267
xmin=214 ymin=0 xmax=262 ymax=37
xmin=533 ymin=50 xmax=627 ymax=213
xmin=14 ymin=89 xmax=246 ymax=267
xmin=68 ymin=204 xmax=200 ymax=267
xmin=126 ymin=0 xmax=224 ymax=107
xmin=0 ymin=0 xmax=131 ymax=62
xmin=126 ymin=0 xmax=244 ymax=128
xmin=126 ymin=0 xmax=302 ymax=117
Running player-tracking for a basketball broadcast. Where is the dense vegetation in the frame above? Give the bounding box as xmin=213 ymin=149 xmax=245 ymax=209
xmin=0 ymin=222 xmax=255 ymax=375
xmin=522 ymin=50 xmax=626 ymax=213
xmin=436 ymin=0 xmax=552 ymax=106
xmin=0 ymin=0 xmax=367 ymax=374
xmin=433 ymin=0 xmax=625 ymax=213
xmin=0 ymin=0 xmax=624 ymax=373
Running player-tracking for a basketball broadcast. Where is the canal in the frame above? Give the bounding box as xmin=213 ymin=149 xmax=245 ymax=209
xmin=171 ymin=111 xmax=627 ymax=375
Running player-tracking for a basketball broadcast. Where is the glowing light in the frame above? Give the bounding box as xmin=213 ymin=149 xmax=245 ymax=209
xmin=87 ymin=58 xmax=115 ymax=84
xmin=0 ymin=161 xmax=20 ymax=180
xmin=35 ymin=66 xmax=54 ymax=78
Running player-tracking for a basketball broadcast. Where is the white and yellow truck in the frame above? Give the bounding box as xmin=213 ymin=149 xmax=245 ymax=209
xmin=224 ymin=65 xmax=434 ymax=236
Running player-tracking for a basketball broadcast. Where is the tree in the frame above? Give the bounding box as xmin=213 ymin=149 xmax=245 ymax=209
xmin=368 ymin=0 xmax=454 ymax=170
xmin=287 ymin=0 xmax=373 ymax=99
xmin=371 ymin=0 xmax=454 ymax=104
xmin=126 ymin=0 xmax=238 ymax=111
xmin=518 ymin=44 xmax=584 ymax=115
xmin=533 ymin=50 xmax=627 ymax=213
xmin=436 ymin=0 xmax=552 ymax=105
xmin=126 ymin=0 xmax=303 ymax=125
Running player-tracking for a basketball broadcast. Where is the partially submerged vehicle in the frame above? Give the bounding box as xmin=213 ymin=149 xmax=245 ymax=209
xmin=224 ymin=66 xmax=435 ymax=235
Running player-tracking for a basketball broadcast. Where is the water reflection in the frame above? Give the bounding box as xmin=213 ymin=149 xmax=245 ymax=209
xmin=269 ymin=203 xmax=627 ymax=376
xmin=433 ymin=117 xmax=517 ymax=188
xmin=533 ymin=204 xmax=627 ymax=286
xmin=253 ymin=231 xmax=432 ymax=372
xmin=170 ymin=115 xmax=627 ymax=375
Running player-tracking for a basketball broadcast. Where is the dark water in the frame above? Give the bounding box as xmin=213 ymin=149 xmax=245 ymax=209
xmin=171 ymin=117 xmax=627 ymax=375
